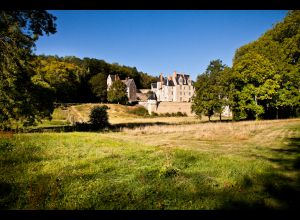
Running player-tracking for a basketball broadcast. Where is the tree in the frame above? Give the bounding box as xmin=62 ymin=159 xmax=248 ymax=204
xmin=230 ymin=10 xmax=300 ymax=120
xmin=89 ymin=73 xmax=108 ymax=102
xmin=139 ymin=72 xmax=158 ymax=89
xmin=33 ymin=57 xmax=82 ymax=103
xmin=192 ymin=59 xmax=228 ymax=121
xmin=0 ymin=11 xmax=57 ymax=129
xmin=89 ymin=105 xmax=109 ymax=129
xmin=230 ymin=51 xmax=278 ymax=120
xmin=107 ymin=80 xmax=128 ymax=104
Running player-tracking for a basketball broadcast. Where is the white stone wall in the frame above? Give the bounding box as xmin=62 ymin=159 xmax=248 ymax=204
xmin=107 ymin=76 xmax=113 ymax=90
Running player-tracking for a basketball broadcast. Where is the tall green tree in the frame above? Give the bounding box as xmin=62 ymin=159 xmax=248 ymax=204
xmin=89 ymin=73 xmax=108 ymax=102
xmin=230 ymin=51 xmax=279 ymax=120
xmin=230 ymin=10 xmax=300 ymax=120
xmin=107 ymin=80 xmax=128 ymax=105
xmin=0 ymin=11 xmax=57 ymax=129
xmin=192 ymin=59 xmax=228 ymax=121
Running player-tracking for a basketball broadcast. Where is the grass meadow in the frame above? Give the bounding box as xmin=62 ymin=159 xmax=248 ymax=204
xmin=0 ymin=104 xmax=300 ymax=209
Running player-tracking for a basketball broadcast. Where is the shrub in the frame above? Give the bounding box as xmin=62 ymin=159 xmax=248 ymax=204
xmin=89 ymin=105 xmax=110 ymax=129
xmin=176 ymin=112 xmax=184 ymax=117
xmin=158 ymin=112 xmax=188 ymax=117
xmin=128 ymin=106 xmax=149 ymax=117
xmin=151 ymin=112 xmax=159 ymax=117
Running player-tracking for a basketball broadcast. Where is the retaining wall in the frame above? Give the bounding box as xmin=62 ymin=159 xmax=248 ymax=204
xmin=155 ymin=102 xmax=195 ymax=116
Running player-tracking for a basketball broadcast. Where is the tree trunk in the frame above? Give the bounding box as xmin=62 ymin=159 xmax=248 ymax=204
xmin=219 ymin=113 xmax=222 ymax=121
xmin=208 ymin=115 xmax=211 ymax=121
xmin=276 ymin=107 xmax=279 ymax=119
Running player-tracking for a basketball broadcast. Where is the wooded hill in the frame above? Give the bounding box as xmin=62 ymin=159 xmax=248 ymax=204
xmin=31 ymin=55 xmax=158 ymax=103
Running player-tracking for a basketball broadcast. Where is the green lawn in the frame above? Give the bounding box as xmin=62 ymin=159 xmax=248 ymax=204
xmin=0 ymin=119 xmax=299 ymax=209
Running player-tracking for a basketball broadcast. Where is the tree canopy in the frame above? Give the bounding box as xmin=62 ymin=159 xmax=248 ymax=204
xmin=192 ymin=59 xmax=229 ymax=121
xmin=0 ymin=11 xmax=57 ymax=129
xmin=229 ymin=10 xmax=300 ymax=120
xmin=107 ymin=80 xmax=128 ymax=104
xmin=193 ymin=11 xmax=300 ymax=121
xmin=29 ymin=55 xmax=158 ymax=104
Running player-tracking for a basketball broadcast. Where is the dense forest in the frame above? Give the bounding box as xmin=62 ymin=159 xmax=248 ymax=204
xmin=0 ymin=10 xmax=157 ymax=129
xmin=32 ymin=55 xmax=158 ymax=103
xmin=192 ymin=10 xmax=300 ymax=120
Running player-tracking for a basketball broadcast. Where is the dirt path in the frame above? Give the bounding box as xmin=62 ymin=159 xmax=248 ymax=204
xmin=67 ymin=106 xmax=85 ymax=124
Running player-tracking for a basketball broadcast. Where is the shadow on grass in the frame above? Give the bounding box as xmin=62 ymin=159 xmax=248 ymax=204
xmin=0 ymin=139 xmax=50 ymax=209
xmin=219 ymin=137 xmax=300 ymax=209
xmin=43 ymin=135 xmax=300 ymax=209
xmin=20 ymin=122 xmax=171 ymax=133
xmin=200 ymin=119 xmax=232 ymax=124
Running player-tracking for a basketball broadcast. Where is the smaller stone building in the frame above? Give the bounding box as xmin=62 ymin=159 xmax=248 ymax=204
xmin=107 ymin=74 xmax=137 ymax=102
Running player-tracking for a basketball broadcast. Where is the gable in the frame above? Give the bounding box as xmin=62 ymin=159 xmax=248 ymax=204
xmin=122 ymin=79 xmax=136 ymax=88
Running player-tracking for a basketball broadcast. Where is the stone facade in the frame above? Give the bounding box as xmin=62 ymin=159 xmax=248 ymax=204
xmin=107 ymin=74 xmax=137 ymax=102
xmin=107 ymin=74 xmax=119 ymax=91
xmin=151 ymin=71 xmax=195 ymax=102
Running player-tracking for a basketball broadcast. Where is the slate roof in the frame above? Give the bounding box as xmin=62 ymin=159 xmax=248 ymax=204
xmin=148 ymin=93 xmax=157 ymax=100
xmin=174 ymin=74 xmax=190 ymax=85
xmin=122 ymin=78 xmax=134 ymax=87
xmin=164 ymin=78 xmax=175 ymax=86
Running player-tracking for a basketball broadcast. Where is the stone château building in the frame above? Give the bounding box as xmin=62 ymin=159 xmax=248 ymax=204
xmin=151 ymin=71 xmax=195 ymax=102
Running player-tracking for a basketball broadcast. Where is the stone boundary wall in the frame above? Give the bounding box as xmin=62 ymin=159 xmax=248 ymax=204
xmin=155 ymin=102 xmax=195 ymax=116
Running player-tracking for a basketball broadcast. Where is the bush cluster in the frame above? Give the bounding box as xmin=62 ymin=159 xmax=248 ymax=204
xmin=89 ymin=105 xmax=110 ymax=129
xmin=128 ymin=106 xmax=150 ymax=117
xmin=128 ymin=108 xmax=188 ymax=118
xmin=159 ymin=112 xmax=187 ymax=117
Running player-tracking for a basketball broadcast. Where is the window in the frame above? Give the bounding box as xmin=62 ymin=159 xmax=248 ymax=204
xmin=189 ymin=92 xmax=191 ymax=95
xmin=184 ymin=92 xmax=185 ymax=95
xmin=180 ymin=85 xmax=182 ymax=90
xmin=180 ymin=92 xmax=182 ymax=95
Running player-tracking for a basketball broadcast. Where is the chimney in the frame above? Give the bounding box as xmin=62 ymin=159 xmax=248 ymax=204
xmin=160 ymin=73 xmax=164 ymax=83
xmin=173 ymin=71 xmax=177 ymax=78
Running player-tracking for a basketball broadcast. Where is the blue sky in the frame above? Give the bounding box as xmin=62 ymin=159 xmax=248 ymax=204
xmin=35 ymin=10 xmax=288 ymax=80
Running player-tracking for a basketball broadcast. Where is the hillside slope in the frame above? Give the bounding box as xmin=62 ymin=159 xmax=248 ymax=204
xmin=54 ymin=103 xmax=200 ymax=125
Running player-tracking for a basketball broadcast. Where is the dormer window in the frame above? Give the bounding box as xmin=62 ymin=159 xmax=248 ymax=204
xmin=179 ymin=77 xmax=183 ymax=85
